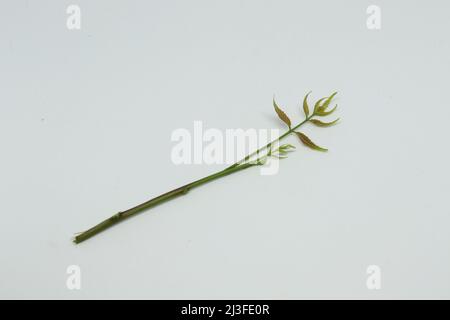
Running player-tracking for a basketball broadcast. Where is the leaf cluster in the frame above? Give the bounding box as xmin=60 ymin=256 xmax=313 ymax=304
xmin=273 ymin=92 xmax=340 ymax=152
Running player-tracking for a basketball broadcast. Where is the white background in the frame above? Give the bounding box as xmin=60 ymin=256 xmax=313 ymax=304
xmin=1 ymin=0 xmax=449 ymax=299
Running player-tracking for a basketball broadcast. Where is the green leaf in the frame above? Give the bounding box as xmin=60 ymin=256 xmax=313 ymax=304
xmin=270 ymin=143 xmax=295 ymax=159
xmin=279 ymin=144 xmax=296 ymax=151
xmin=316 ymin=104 xmax=337 ymax=116
xmin=273 ymin=98 xmax=291 ymax=128
xmin=257 ymin=157 xmax=268 ymax=165
xmin=295 ymin=132 xmax=328 ymax=152
xmin=313 ymin=97 xmax=327 ymax=114
xmin=302 ymin=91 xmax=311 ymax=117
xmin=318 ymin=92 xmax=337 ymax=113
xmin=310 ymin=118 xmax=340 ymax=127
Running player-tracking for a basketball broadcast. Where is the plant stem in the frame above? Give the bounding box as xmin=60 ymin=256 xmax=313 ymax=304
xmin=73 ymin=163 xmax=254 ymax=244
xmin=73 ymin=115 xmax=313 ymax=244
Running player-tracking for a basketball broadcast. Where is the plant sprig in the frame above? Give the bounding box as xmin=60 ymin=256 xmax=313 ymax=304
xmin=73 ymin=91 xmax=340 ymax=244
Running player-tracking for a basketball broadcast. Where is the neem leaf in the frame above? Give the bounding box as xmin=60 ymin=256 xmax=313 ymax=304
xmin=313 ymin=97 xmax=328 ymax=114
xmin=273 ymin=98 xmax=291 ymax=128
xmin=278 ymin=144 xmax=295 ymax=153
xmin=310 ymin=118 xmax=340 ymax=127
xmin=302 ymin=91 xmax=311 ymax=117
xmin=295 ymin=132 xmax=328 ymax=152
xmin=318 ymin=92 xmax=338 ymax=113
xmin=281 ymin=144 xmax=296 ymax=150
xmin=316 ymin=104 xmax=337 ymax=116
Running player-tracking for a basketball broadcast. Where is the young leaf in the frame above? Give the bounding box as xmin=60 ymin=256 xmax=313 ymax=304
xmin=302 ymin=91 xmax=311 ymax=117
xmin=310 ymin=118 xmax=340 ymax=127
xmin=273 ymin=98 xmax=291 ymax=128
xmin=295 ymin=132 xmax=328 ymax=152
xmin=316 ymin=104 xmax=337 ymax=116
xmin=318 ymin=92 xmax=337 ymax=113
xmin=257 ymin=157 xmax=268 ymax=165
xmin=313 ymin=97 xmax=327 ymax=114
xmin=280 ymin=144 xmax=296 ymax=150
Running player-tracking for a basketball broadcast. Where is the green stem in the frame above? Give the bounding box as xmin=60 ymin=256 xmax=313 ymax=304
xmin=73 ymin=163 xmax=255 ymax=243
xmin=73 ymin=116 xmax=313 ymax=244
